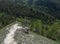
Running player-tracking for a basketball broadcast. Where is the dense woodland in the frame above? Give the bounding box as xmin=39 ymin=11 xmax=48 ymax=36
xmin=0 ymin=0 xmax=60 ymax=42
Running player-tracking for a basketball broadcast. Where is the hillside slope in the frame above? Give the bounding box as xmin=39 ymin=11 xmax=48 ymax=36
xmin=0 ymin=0 xmax=60 ymax=19
xmin=0 ymin=22 xmax=59 ymax=44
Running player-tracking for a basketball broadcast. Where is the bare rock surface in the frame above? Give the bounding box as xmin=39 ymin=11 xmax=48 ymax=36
xmin=14 ymin=28 xmax=59 ymax=44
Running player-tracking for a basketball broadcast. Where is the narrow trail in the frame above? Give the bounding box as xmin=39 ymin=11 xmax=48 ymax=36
xmin=1 ymin=23 xmax=22 ymax=44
